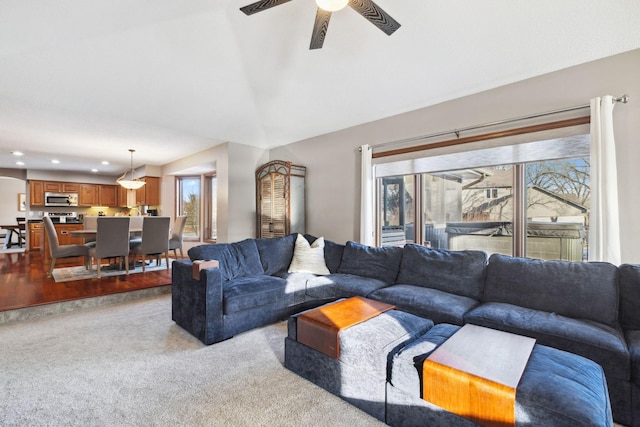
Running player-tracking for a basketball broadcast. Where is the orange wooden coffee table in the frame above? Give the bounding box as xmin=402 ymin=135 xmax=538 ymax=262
xmin=297 ymin=296 xmax=395 ymax=358
xmin=422 ymin=324 xmax=536 ymax=427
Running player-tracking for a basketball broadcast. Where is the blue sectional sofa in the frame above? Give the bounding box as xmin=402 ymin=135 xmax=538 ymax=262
xmin=171 ymin=234 xmax=640 ymax=426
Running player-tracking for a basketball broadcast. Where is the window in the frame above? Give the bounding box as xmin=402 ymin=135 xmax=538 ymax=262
xmin=204 ymin=174 xmax=217 ymax=242
xmin=379 ymin=176 xmax=415 ymax=247
xmin=177 ymin=176 xmax=201 ymax=240
xmin=525 ymin=158 xmax=589 ymax=261
xmin=486 ymin=189 xmax=498 ymax=199
xmin=375 ymin=134 xmax=590 ymax=261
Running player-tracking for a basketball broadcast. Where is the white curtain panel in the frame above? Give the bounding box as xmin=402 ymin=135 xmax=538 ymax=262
xmin=360 ymin=144 xmax=374 ymax=246
xmin=589 ymin=95 xmax=621 ymax=265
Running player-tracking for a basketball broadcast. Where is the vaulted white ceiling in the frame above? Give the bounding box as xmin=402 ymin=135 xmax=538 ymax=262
xmin=0 ymin=0 xmax=639 ymax=174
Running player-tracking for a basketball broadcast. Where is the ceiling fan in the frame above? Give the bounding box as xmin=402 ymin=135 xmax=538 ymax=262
xmin=240 ymin=0 xmax=401 ymax=50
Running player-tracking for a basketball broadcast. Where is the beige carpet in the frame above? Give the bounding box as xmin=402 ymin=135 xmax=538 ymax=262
xmin=52 ymin=258 xmax=172 ymax=282
xmin=0 ymin=294 xmax=385 ymax=426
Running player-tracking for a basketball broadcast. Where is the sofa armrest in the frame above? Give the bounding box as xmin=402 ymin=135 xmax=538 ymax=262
xmin=172 ymin=259 xmax=224 ymax=345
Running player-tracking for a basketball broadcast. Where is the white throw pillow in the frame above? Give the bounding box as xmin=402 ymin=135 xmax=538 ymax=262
xmin=288 ymin=234 xmax=330 ymax=275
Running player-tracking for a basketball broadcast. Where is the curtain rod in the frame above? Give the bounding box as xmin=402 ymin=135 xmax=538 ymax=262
xmin=373 ymin=94 xmax=630 ymax=150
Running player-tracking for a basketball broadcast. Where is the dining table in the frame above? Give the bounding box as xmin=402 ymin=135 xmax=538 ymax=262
xmin=70 ymin=228 xmax=143 ymax=241
xmin=1 ymin=225 xmax=23 ymax=248
xmin=71 ymin=228 xmax=145 ymax=271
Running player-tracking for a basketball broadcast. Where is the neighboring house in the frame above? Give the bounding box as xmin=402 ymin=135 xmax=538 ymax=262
xmin=462 ymin=168 xmax=588 ymax=224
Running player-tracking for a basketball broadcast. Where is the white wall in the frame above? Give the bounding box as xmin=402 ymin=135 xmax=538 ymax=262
xmin=270 ymin=48 xmax=640 ymax=264
xmin=26 ymin=170 xmax=120 ymax=184
xmin=0 ymin=177 xmax=26 ymax=227
xmin=226 ymin=142 xmax=269 ymax=242
xmin=161 ymin=142 xmax=268 ymax=248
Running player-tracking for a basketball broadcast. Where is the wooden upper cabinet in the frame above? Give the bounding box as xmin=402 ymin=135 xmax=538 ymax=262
xmin=29 ymin=180 xmax=152 ymax=208
xmin=30 ymin=180 xmax=80 ymax=207
xmin=136 ymin=177 xmax=160 ymax=206
xmin=62 ymin=183 xmax=80 ymax=193
xmin=117 ymin=185 xmax=129 ymax=207
xmin=79 ymin=184 xmax=98 ymax=206
xmin=43 ymin=181 xmax=61 ymax=193
xmin=99 ymin=185 xmax=118 ymax=207
xmin=30 ymin=181 xmax=45 ymax=206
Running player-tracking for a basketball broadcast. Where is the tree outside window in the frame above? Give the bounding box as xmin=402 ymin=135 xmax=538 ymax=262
xmin=178 ymin=177 xmax=201 ymax=239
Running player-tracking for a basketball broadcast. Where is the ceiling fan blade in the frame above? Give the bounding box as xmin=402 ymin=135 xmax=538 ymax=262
xmin=310 ymin=8 xmax=332 ymax=50
xmin=240 ymin=0 xmax=293 ymax=16
xmin=348 ymin=0 xmax=400 ymax=36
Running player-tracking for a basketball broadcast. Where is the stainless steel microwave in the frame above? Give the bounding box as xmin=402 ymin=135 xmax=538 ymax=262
xmin=44 ymin=192 xmax=79 ymax=207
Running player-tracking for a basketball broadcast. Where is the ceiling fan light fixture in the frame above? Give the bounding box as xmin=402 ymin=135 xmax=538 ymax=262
xmin=316 ymin=0 xmax=348 ymax=12
xmin=117 ymin=149 xmax=146 ymax=190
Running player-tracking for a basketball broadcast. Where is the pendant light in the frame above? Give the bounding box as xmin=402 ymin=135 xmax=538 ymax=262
xmin=117 ymin=149 xmax=146 ymax=190
xmin=316 ymin=0 xmax=348 ymax=11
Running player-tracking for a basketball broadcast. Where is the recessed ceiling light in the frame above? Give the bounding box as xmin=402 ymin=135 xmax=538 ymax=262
xmin=12 ymin=151 xmax=24 ymax=156
xmin=101 ymin=161 xmax=109 ymax=165
xmin=51 ymin=159 xmax=60 ymax=164
xmin=16 ymin=161 xmax=25 ymax=166
xmin=91 ymin=168 xmax=98 ymax=173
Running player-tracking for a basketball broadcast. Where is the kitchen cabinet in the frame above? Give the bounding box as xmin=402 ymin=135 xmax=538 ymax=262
xmin=41 ymin=223 xmax=84 ymax=261
xmin=79 ymin=184 xmax=98 ymax=206
xmin=255 ymin=160 xmax=305 ymax=238
xmin=30 ymin=180 xmax=82 ymax=207
xmin=43 ymin=182 xmax=62 ymax=192
xmin=117 ymin=185 xmax=129 ymax=207
xmin=28 ymin=221 xmax=43 ymax=251
xmin=62 ymin=183 xmax=80 ymax=193
xmin=99 ymin=185 xmax=118 ymax=206
xmin=135 ymin=177 xmax=160 ymax=206
xmin=30 ymin=181 xmax=45 ymax=206
xmin=29 ymin=179 xmax=150 ymax=208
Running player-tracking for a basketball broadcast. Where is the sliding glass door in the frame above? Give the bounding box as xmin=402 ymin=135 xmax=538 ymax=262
xmin=376 ymin=136 xmax=590 ymax=261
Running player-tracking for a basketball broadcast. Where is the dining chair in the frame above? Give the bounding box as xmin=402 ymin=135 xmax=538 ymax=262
xmin=130 ymin=216 xmax=170 ymax=272
xmin=168 ymin=216 xmax=187 ymax=259
xmin=82 ymin=216 xmax=99 ymax=245
xmin=16 ymin=217 xmax=27 ymax=247
xmin=43 ymin=216 xmax=90 ymax=278
xmin=87 ymin=217 xmax=131 ymax=278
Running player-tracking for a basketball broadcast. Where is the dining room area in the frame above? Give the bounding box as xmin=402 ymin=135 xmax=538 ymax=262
xmin=0 ymin=215 xmax=185 ymax=318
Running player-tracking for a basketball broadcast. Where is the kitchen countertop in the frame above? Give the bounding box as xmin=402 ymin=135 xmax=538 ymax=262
xmin=27 ymin=219 xmax=84 ymax=224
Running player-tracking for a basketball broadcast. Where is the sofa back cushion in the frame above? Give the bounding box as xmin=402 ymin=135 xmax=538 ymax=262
xmin=619 ymin=264 xmax=640 ymax=330
xmin=188 ymin=239 xmax=263 ymax=281
xmin=305 ymin=234 xmax=345 ymax=273
xmin=396 ymin=244 xmax=487 ymax=300
xmin=255 ymin=234 xmax=297 ymax=276
xmin=484 ymin=254 xmax=619 ymax=327
xmin=337 ymin=241 xmax=403 ymax=284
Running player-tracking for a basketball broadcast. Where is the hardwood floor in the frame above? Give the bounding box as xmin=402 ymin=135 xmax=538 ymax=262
xmin=0 ymin=250 xmax=172 ymax=312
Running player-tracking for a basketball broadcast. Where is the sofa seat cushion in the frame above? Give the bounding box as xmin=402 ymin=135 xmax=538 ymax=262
xmin=305 ymin=273 xmax=388 ymax=300
xmin=389 ymin=323 xmax=457 ymax=395
xmin=222 ymin=275 xmax=290 ymax=314
xmin=278 ymin=271 xmax=318 ymax=305
xmin=337 ymin=241 xmax=403 ymax=284
xmin=465 ymin=302 xmax=629 ymax=381
xmin=396 ymin=244 xmax=487 ymax=300
xmin=368 ymin=284 xmax=478 ymax=325
xmin=625 ymin=330 xmax=640 ymax=384
xmin=484 ymin=254 xmax=619 ymax=328
xmin=389 ymin=323 xmax=614 ymax=427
